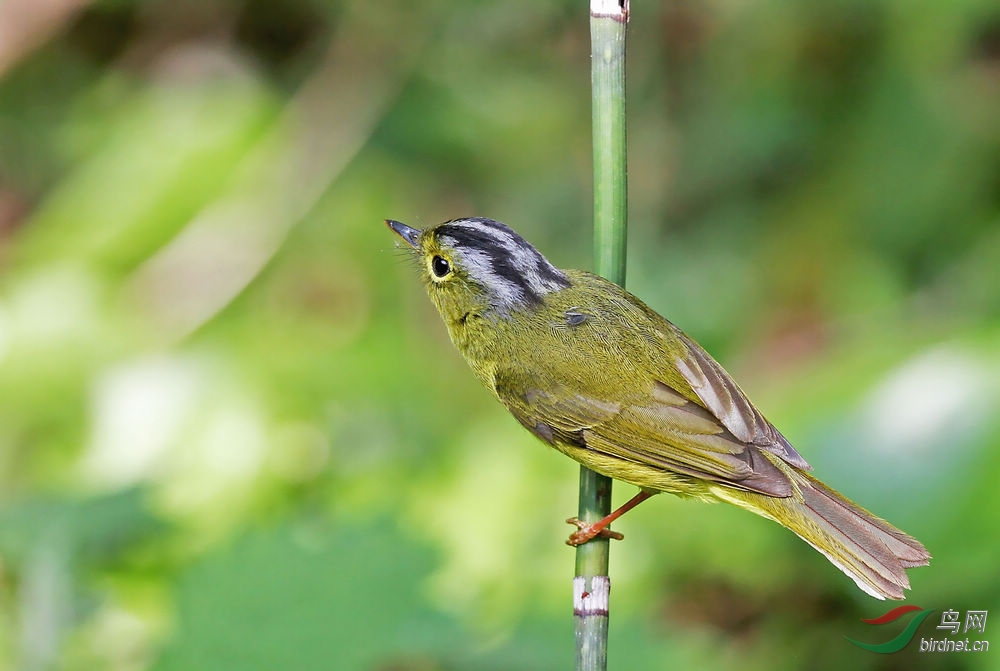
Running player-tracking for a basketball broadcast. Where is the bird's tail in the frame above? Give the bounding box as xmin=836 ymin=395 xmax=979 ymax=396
xmin=714 ymin=470 xmax=931 ymax=600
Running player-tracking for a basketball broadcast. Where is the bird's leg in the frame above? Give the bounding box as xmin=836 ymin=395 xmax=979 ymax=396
xmin=565 ymin=489 xmax=655 ymax=546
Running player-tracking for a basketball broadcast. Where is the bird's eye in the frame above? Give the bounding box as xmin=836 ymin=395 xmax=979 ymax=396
xmin=431 ymin=255 xmax=451 ymax=278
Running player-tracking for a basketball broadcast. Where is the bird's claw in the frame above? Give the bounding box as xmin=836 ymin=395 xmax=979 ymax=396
xmin=565 ymin=517 xmax=624 ymax=546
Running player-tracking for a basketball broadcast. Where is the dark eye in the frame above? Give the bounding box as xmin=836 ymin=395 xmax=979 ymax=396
xmin=432 ymin=255 xmax=451 ymax=277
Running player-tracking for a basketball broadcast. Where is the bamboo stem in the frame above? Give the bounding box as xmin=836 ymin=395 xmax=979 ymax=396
xmin=575 ymin=2 xmax=628 ymax=670
xmin=590 ymin=1 xmax=629 ymax=287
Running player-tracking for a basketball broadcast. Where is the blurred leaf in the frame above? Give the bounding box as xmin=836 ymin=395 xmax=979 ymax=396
xmin=0 ymin=487 xmax=167 ymax=568
xmin=152 ymin=518 xmax=461 ymax=671
xmin=12 ymin=78 xmax=277 ymax=276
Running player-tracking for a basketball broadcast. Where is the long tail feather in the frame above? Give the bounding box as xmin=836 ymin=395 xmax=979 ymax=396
xmin=713 ymin=471 xmax=931 ymax=600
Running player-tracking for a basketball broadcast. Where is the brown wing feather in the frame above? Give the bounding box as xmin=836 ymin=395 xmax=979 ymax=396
xmin=669 ymin=328 xmax=811 ymax=470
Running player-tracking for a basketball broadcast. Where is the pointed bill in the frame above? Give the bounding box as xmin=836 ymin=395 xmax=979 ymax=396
xmin=385 ymin=219 xmax=421 ymax=248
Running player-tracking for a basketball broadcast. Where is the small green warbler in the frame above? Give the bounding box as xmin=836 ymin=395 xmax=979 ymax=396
xmin=387 ymin=216 xmax=929 ymax=600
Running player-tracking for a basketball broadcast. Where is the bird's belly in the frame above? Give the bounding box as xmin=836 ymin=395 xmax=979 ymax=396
xmin=550 ymin=439 xmax=714 ymax=501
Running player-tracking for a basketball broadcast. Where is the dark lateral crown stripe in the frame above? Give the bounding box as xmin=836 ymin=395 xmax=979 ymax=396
xmin=437 ymin=218 xmax=570 ymax=306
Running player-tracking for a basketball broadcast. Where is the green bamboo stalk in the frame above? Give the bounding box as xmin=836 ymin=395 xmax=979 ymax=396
xmin=575 ymin=2 xmax=628 ymax=670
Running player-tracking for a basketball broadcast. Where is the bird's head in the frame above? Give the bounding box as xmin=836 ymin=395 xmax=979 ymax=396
xmin=386 ymin=217 xmax=570 ymax=323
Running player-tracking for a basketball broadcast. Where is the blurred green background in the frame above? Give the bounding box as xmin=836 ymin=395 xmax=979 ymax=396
xmin=0 ymin=0 xmax=998 ymax=669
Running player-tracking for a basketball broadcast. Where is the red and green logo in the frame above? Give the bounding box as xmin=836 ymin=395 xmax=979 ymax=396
xmin=846 ymin=606 xmax=935 ymax=653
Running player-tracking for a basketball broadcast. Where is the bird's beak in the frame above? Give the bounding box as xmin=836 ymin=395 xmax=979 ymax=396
xmin=385 ymin=219 xmax=421 ymax=249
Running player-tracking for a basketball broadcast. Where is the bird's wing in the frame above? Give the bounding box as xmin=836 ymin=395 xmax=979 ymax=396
xmin=666 ymin=326 xmax=811 ymax=471
xmin=495 ymin=370 xmax=795 ymax=498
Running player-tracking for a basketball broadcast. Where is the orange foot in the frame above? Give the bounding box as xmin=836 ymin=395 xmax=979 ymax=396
xmin=565 ymin=517 xmax=625 ymax=546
